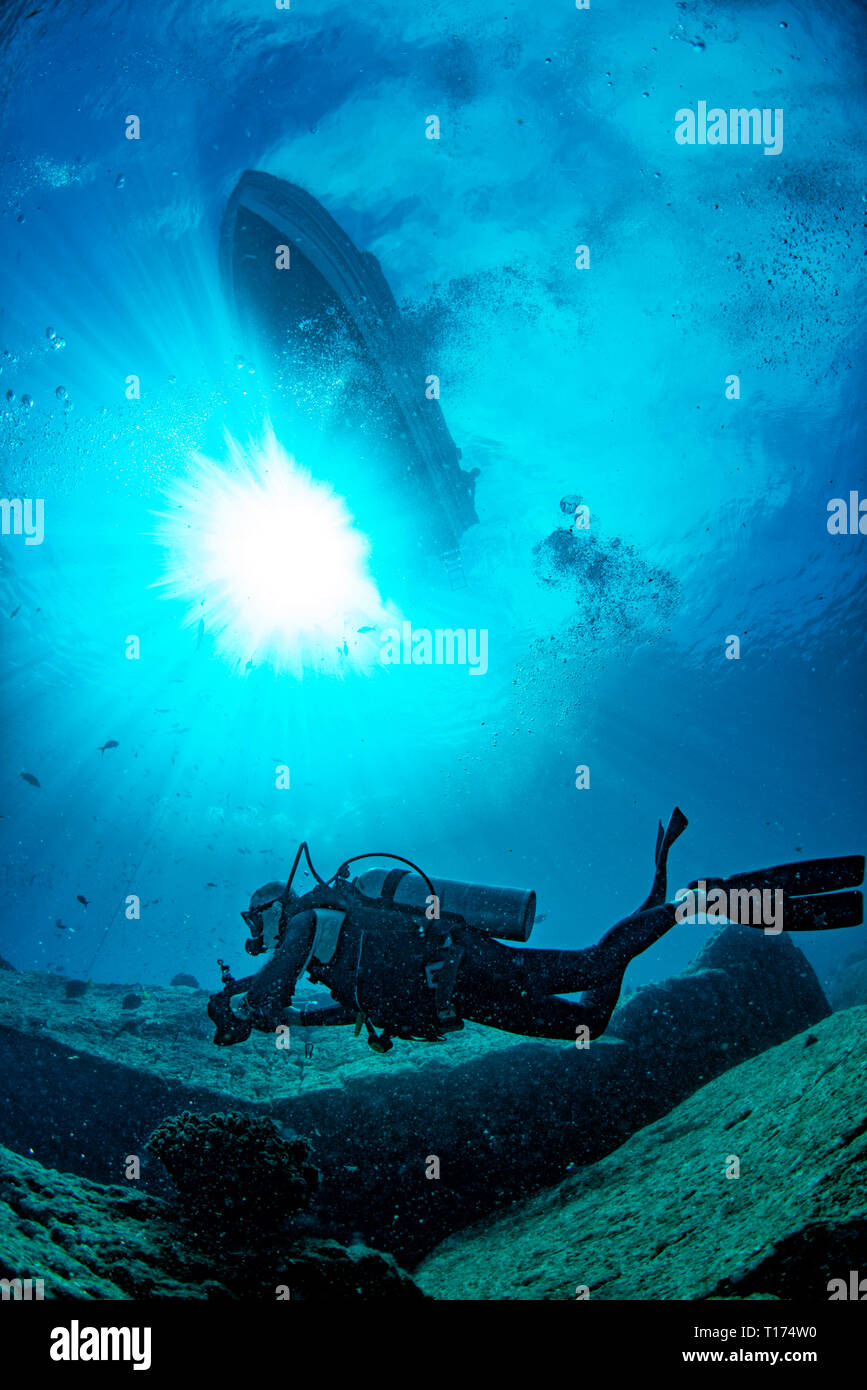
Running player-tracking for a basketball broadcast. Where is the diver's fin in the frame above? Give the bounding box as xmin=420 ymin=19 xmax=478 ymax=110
xmin=704 ymin=889 xmax=863 ymax=932
xmin=661 ymin=806 xmax=689 ymax=859
xmin=689 ymin=855 xmax=864 ymax=898
xmin=685 ymin=855 xmax=864 ymax=932
xmin=779 ymin=890 xmax=863 ymax=931
xmin=641 ymin=806 xmax=689 ymax=911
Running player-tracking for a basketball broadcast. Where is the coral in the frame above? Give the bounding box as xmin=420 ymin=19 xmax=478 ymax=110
xmin=147 ymin=1111 xmax=318 ymax=1240
xmin=0 ymin=1142 xmax=421 ymax=1299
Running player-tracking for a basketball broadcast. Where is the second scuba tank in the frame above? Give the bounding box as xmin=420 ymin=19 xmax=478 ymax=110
xmin=352 ymin=868 xmax=536 ymax=942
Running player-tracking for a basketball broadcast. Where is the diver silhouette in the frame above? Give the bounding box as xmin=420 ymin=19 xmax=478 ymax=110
xmin=208 ymin=814 xmax=865 ymax=1053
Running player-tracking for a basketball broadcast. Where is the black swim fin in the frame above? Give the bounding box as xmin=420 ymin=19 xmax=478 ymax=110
xmin=688 ymin=855 xmax=865 ymax=932
xmin=778 ymin=890 xmax=862 ymax=931
xmin=689 ymin=855 xmax=864 ymax=897
xmin=641 ymin=806 xmax=689 ymax=911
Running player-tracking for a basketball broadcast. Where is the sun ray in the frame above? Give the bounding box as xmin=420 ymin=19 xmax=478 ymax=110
xmin=152 ymin=426 xmax=395 ymax=676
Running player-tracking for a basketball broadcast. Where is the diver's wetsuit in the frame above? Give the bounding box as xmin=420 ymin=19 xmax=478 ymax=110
xmin=233 ymin=899 xmax=678 ymax=1042
xmin=450 ymin=901 xmax=677 ymax=1040
xmin=209 ymin=811 xmax=864 ymax=1049
xmin=449 ymin=807 xmax=690 ymax=1039
xmin=216 ymin=899 xmax=679 ymax=1044
xmin=211 ymin=809 xmax=690 ymax=1045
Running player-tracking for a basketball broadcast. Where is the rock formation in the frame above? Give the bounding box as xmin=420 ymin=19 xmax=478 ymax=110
xmin=415 ymin=1007 xmax=867 ymax=1300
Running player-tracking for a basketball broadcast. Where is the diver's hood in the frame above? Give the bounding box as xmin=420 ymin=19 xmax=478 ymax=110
xmin=244 ymin=880 xmax=300 ymax=957
xmin=249 ymin=881 xmax=292 ymax=914
xmin=219 ymin=170 xmax=478 ymax=558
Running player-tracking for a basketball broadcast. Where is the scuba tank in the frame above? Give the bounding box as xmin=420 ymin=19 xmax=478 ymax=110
xmin=352 ymin=868 xmax=536 ymax=942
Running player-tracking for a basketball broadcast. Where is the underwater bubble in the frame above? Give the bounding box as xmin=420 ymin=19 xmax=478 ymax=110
xmin=169 ymin=374 xmax=177 ymax=383
xmin=55 ymin=385 xmax=67 ymax=400
xmin=560 ymin=494 xmax=582 ymax=514
xmin=115 ymin=173 xmax=125 ymax=188
xmin=46 ymin=327 xmax=56 ymax=340
xmin=235 ymin=355 xmax=244 ymax=369
xmin=52 ymin=337 xmax=66 ymax=350
xmin=20 ymin=394 xmax=32 ymax=408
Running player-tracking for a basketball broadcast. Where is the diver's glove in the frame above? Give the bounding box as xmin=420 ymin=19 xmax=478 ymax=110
xmin=208 ymin=987 xmax=254 ymax=1046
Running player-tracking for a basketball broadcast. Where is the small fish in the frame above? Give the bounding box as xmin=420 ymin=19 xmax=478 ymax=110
xmin=98 ymin=740 xmax=119 ymax=754
xmin=20 ymin=772 xmax=40 ymax=787
xmin=55 ymin=919 xmax=69 ymax=930
xmin=536 ymin=912 xmax=548 ymax=923
xmin=206 ymin=882 xmax=217 ymax=888
xmin=357 ymin=625 xmax=375 ymax=634
xmin=9 ymin=605 xmax=20 ymax=618
xmin=77 ymin=895 xmax=88 ymax=908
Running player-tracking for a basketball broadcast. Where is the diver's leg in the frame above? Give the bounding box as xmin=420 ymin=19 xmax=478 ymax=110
xmin=453 ymin=906 xmax=680 ymax=1040
xmin=492 ymin=902 xmax=679 ymax=996
xmin=461 ymin=987 xmax=621 ymax=1041
xmin=454 ymin=955 xmax=624 ymax=1039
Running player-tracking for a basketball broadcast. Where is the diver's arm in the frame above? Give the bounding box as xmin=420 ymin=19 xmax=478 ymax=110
xmin=242 ymin=909 xmax=318 ymax=1030
xmin=287 ymin=1000 xmax=357 ymax=1027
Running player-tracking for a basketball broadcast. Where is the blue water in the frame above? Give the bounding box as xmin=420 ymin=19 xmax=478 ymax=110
xmin=0 ymin=0 xmax=864 ymax=1006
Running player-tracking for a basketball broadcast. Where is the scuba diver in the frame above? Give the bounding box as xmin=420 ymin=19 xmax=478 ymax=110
xmin=208 ymin=812 xmax=864 ymax=1053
